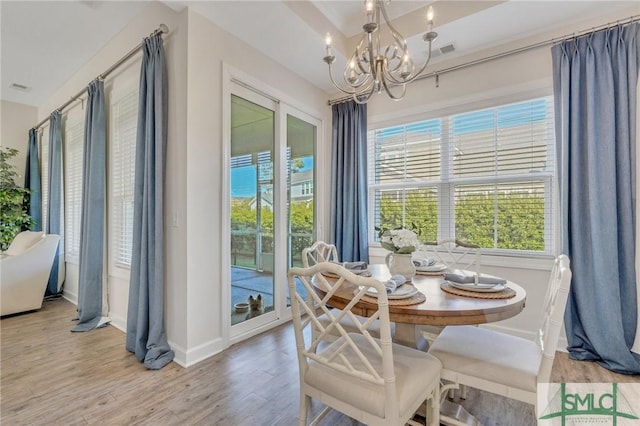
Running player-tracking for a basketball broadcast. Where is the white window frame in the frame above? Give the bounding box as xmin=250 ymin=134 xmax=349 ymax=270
xmin=368 ymin=96 xmax=556 ymax=259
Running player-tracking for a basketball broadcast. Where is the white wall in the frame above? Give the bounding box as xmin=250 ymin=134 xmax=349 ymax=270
xmin=181 ymin=9 xmax=329 ymax=365
xmin=0 ymin=100 xmax=37 ymax=182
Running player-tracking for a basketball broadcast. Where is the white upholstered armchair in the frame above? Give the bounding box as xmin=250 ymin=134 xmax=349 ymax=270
xmin=1 ymin=231 xmax=60 ymax=316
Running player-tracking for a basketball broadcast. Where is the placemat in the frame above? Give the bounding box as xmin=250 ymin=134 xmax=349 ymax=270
xmin=440 ymin=282 xmax=516 ymax=299
xmin=415 ymin=270 xmax=445 ymax=276
xmin=360 ymin=291 xmax=426 ymax=306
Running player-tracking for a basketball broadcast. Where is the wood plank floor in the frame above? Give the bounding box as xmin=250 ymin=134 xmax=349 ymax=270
xmin=1 ymin=298 xmax=638 ymax=426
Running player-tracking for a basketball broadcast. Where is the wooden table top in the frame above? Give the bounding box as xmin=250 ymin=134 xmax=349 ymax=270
xmin=314 ymin=264 xmax=527 ymax=326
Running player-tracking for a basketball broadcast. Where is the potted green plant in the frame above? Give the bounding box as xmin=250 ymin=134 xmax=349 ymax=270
xmin=0 ymin=147 xmax=34 ymax=251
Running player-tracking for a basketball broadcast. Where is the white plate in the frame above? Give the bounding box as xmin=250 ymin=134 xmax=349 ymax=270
xmin=361 ymin=284 xmax=420 ymax=299
xmin=448 ymin=281 xmax=507 ymax=293
xmin=416 ymin=263 xmax=447 ymax=272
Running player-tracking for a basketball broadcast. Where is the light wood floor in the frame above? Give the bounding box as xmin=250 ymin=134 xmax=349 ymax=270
xmin=1 ymin=298 xmax=638 ymax=426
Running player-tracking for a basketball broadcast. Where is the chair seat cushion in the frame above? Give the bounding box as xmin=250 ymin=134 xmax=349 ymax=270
xmin=428 ymin=325 xmax=541 ymax=393
xmin=305 ymin=333 xmax=441 ymax=418
xmin=318 ymin=308 xmax=395 ymax=339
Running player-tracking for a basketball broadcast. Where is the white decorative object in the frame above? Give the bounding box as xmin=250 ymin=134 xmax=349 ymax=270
xmin=385 ymin=252 xmax=416 ymax=280
xmin=378 ymin=228 xmax=420 ymax=254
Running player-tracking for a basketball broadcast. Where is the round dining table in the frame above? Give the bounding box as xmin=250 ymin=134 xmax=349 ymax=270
xmin=314 ymin=263 xmax=527 ymax=350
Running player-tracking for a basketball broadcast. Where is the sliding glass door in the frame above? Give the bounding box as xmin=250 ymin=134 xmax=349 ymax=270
xmin=230 ymin=92 xmax=276 ymax=329
xmin=227 ymin=81 xmax=319 ymax=337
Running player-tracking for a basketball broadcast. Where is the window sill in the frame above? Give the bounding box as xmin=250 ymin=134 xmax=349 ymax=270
xmin=368 ymin=245 xmax=554 ymax=271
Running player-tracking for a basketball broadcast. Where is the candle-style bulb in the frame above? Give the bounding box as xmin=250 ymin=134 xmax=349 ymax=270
xmin=325 ymin=32 xmax=332 ymax=47
xmin=427 ymin=5 xmax=434 ymax=22
xmin=366 ymin=0 xmax=374 ymax=13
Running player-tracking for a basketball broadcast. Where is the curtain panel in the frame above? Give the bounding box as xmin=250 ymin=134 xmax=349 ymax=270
xmin=73 ymin=80 xmax=110 ymax=332
xmin=552 ymin=23 xmax=640 ymax=374
xmin=126 ymin=34 xmax=174 ymax=370
xmin=330 ymin=101 xmax=369 ymax=262
xmin=24 ymin=129 xmax=42 ymax=231
xmin=46 ymin=112 xmax=65 ymax=296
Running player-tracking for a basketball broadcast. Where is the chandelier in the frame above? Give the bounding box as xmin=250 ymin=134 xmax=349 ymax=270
xmin=323 ymin=1 xmax=438 ymax=104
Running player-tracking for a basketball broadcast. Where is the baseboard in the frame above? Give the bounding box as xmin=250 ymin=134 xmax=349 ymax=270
xmin=169 ymin=337 xmax=225 ymax=368
xmin=62 ymin=290 xmax=78 ymax=305
xmin=109 ymin=313 xmax=126 ymax=333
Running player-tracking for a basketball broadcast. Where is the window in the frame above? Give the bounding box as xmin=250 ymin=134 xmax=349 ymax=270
xmin=64 ymin=116 xmax=84 ymax=260
xmin=110 ymin=89 xmax=138 ymax=268
xmin=369 ymin=97 xmax=554 ymax=254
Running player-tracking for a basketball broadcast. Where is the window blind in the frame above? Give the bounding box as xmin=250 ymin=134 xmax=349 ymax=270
xmin=110 ymin=89 xmax=138 ymax=267
xmin=368 ymin=97 xmax=555 ymax=254
xmin=64 ymin=118 xmax=84 ymax=259
xmin=40 ymin=128 xmax=49 ymax=231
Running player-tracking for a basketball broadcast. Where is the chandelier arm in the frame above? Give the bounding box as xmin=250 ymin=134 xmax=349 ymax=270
xmin=379 ymin=0 xmax=408 ymax=53
xmin=381 ymin=76 xmax=407 ymax=101
xmin=383 ymin=41 xmax=434 ymax=85
xmin=327 ymin=63 xmax=375 ymax=95
xmin=366 ymin=32 xmax=378 ymax=81
xmin=353 ymin=82 xmax=378 ymax=104
xmin=404 ymin=44 xmax=434 ymax=83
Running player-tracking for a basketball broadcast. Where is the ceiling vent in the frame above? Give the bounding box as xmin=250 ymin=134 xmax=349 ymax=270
xmin=439 ymin=43 xmax=456 ymax=55
xmin=426 ymin=43 xmax=456 ymax=59
xmin=9 ymin=83 xmax=31 ymax=92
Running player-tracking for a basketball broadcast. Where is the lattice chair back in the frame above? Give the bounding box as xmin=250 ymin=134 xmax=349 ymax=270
xmin=419 ymin=239 xmax=481 ymax=274
xmin=288 ymin=263 xmax=397 ymax=418
xmin=537 ymin=254 xmax=572 ymax=383
xmin=301 ymin=241 xmax=339 ymax=268
xmin=287 ymin=262 xmax=441 ymax=425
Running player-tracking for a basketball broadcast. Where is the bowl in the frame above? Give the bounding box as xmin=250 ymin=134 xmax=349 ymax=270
xmin=234 ymin=302 xmax=249 ymax=313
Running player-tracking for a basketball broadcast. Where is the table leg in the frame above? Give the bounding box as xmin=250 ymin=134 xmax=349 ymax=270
xmin=392 ymin=323 xmax=429 ymax=351
xmin=440 ymin=399 xmax=483 ymax=426
xmin=437 ymin=383 xmax=484 ymax=426
xmin=416 ymin=389 xmax=483 ymax=426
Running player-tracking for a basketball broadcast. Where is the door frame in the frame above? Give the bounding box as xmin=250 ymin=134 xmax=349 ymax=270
xmin=222 ymin=65 xmax=324 ymax=345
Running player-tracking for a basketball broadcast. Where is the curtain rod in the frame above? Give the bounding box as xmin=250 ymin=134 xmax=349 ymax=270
xmin=32 ymin=24 xmax=169 ymax=131
xmin=328 ymin=14 xmax=639 ymax=106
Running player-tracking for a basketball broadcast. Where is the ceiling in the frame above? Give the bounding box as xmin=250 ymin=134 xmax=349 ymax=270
xmin=1 ymin=1 xmax=637 ymax=107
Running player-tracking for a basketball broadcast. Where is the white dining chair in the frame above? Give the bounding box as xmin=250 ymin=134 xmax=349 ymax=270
xmin=417 ymin=239 xmax=481 ymax=274
xmin=427 ymin=255 xmax=572 ymax=421
xmin=288 ymin=262 xmax=442 ymax=426
xmin=301 ymin=240 xmax=339 ymax=267
xmin=301 ymin=241 xmax=393 ymax=341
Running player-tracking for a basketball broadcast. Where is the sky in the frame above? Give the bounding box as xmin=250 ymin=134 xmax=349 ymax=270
xmin=231 ymin=156 xmax=313 ymax=198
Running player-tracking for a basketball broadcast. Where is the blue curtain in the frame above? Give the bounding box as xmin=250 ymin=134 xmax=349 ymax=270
xmin=24 ymin=129 xmax=42 ymax=231
xmin=330 ymin=100 xmax=369 ymax=262
xmin=552 ymin=23 xmax=640 ymax=374
xmin=126 ymin=34 xmax=174 ymax=369
xmin=46 ymin=112 xmax=64 ymax=296
xmin=73 ymin=80 xmax=110 ymax=332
